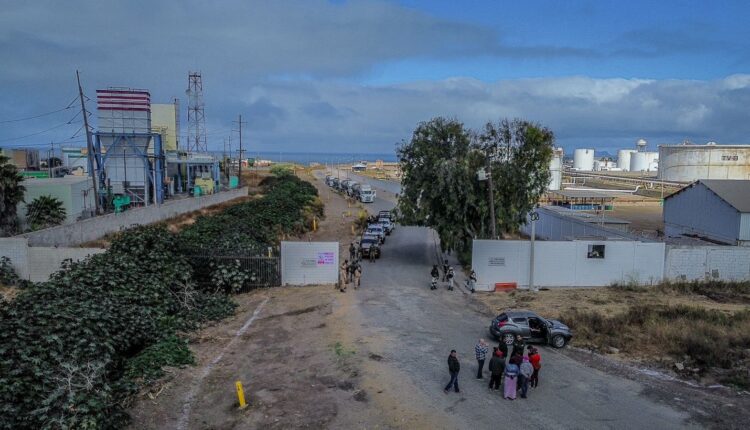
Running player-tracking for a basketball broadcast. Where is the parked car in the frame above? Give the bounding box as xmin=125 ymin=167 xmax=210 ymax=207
xmin=365 ymin=224 xmax=385 ymax=244
xmin=488 ymin=310 xmax=572 ymax=348
xmin=377 ymin=217 xmax=393 ymax=235
xmin=378 ymin=210 xmax=392 ymax=220
xmin=359 ymin=234 xmax=381 ymax=259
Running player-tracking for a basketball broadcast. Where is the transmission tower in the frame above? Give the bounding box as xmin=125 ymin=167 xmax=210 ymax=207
xmin=186 ymin=72 xmax=207 ymax=152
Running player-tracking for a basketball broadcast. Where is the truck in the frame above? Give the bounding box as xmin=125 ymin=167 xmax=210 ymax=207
xmin=358 ymin=184 xmax=376 ymax=203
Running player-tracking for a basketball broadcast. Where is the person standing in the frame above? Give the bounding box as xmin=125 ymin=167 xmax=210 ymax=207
xmin=442 ymin=259 xmax=449 ymax=281
xmin=444 ymin=350 xmax=461 ymax=393
xmin=349 ymin=242 xmax=356 ymax=262
xmin=474 ymin=339 xmax=489 ymax=379
xmin=512 ymin=334 xmax=526 ymax=358
xmin=369 ymin=246 xmax=376 ymax=262
xmin=446 ymin=266 xmax=455 ymax=291
xmin=529 ymin=347 xmax=542 ymax=388
xmin=503 ymin=358 xmax=519 ymax=400
xmin=353 ymin=262 xmax=362 ymax=289
xmin=467 ymin=270 xmax=477 ymax=293
xmin=339 ymin=260 xmax=349 ymax=292
xmin=488 ymin=350 xmax=505 ymax=391
xmin=430 ymin=265 xmax=439 ymax=290
xmin=497 ymin=340 xmax=508 ymax=359
xmin=519 ymin=356 xmax=534 ymax=399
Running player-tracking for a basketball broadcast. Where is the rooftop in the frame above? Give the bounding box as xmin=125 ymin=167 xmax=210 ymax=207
xmin=668 ymin=180 xmax=750 ymax=212
xmin=22 ymin=176 xmax=90 ymax=186
xmin=550 ymin=189 xmax=638 ymax=199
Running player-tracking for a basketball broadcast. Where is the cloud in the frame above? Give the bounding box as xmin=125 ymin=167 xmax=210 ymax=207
xmin=233 ymin=75 xmax=750 ymax=154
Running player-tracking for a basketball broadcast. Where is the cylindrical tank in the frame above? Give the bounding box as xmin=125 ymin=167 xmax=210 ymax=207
xmin=658 ymin=144 xmax=750 ymax=181
xmin=617 ymin=149 xmax=637 ymax=171
xmin=630 ymin=151 xmax=659 ymax=172
xmin=548 ymin=148 xmax=563 ymax=191
xmin=573 ymin=148 xmax=595 ymax=171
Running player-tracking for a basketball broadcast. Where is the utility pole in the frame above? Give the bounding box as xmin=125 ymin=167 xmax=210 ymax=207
xmin=486 ymin=148 xmax=497 ymax=239
xmin=233 ymin=115 xmax=246 ymax=186
xmin=77 ymin=70 xmax=100 ymax=214
xmin=529 ymin=210 xmax=539 ymax=292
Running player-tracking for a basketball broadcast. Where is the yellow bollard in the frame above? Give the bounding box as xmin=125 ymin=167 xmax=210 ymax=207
xmin=313 ymin=216 xmax=317 ymax=232
xmin=235 ymin=381 xmax=247 ymax=409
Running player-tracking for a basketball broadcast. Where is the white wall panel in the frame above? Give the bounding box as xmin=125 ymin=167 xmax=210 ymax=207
xmin=281 ymin=241 xmax=339 ymax=286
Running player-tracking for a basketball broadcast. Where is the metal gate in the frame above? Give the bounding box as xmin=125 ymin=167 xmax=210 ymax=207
xmin=188 ymin=253 xmax=281 ymax=293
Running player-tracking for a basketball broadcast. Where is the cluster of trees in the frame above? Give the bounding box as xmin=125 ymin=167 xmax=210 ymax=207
xmin=0 ymin=150 xmax=66 ymax=235
xmin=397 ymin=118 xmax=555 ymax=263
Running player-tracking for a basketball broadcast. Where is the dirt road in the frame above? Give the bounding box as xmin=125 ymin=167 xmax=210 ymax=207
xmin=127 ymin=172 xmax=745 ymax=429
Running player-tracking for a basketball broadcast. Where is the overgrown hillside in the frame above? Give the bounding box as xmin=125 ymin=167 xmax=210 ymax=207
xmin=0 ymin=174 xmax=322 ymax=429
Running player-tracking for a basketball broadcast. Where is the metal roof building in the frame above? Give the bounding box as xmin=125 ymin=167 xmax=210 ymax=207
xmin=663 ymin=179 xmax=750 ymax=246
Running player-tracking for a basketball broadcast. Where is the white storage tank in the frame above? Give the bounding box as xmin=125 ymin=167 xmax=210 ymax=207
xmin=630 ymin=151 xmax=659 ymax=172
xmin=617 ymin=149 xmax=637 ymax=171
xmin=658 ymin=144 xmax=750 ymax=182
xmin=548 ymin=148 xmax=563 ymax=190
xmin=573 ymin=148 xmax=595 ymax=171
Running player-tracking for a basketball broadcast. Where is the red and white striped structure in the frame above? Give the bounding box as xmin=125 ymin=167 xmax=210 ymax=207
xmin=96 ymin=88 xmax=150 ymax=112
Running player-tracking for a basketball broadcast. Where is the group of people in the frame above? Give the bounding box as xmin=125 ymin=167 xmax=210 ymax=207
xmin=444 ymin=336 xmax=542 ymax=401
xmin=339 ymin=255 xmax=362 ymax=292
xmin=430 ymin=260 xmax=478 ymax=293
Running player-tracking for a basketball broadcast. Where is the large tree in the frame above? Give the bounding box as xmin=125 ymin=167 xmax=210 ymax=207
xmin=26 ymin=195 xmax=66 ymax=231
xmin=397 ymin=118 xmax=554 ymax=262
xmin=0 ymin=150 xmax=25 ymax=236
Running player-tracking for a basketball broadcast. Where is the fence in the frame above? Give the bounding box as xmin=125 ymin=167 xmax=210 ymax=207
xmin=187 ymin=253 xmax=281 ymax=293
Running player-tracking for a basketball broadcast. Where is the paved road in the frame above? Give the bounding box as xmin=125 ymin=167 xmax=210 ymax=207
xmin=317 ymin=173 xmax=700 ymax=430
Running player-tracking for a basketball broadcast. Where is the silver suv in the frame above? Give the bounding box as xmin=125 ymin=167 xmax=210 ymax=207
xmin=489 ymin=310 xmax=572 ymax=348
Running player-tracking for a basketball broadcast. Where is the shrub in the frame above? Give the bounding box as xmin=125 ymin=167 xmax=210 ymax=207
xmin=25 ymin=195 xmax=66 ymax=231
xmin=0 ymin=256 xmax=19 ymax=286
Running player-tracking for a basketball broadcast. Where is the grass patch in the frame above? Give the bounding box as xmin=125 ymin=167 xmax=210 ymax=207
xmin=562 ymin=304 xmax=750 ymax=388
xmin=332 ymin=341 xmax=356 ymax=358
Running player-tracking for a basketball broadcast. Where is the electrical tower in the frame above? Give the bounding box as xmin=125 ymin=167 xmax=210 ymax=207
xmin=186 ymin=72 xmax=207 ymax=152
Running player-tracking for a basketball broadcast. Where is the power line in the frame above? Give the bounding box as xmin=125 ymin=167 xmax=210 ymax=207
xmin=0 ymin=120 xmax=81 ymax=144
xmin=0 ymin=97 xmax=78 ymax=124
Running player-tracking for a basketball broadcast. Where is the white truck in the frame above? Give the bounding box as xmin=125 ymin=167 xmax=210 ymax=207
xmin=358 ymin=183 xmax=376 ymax=203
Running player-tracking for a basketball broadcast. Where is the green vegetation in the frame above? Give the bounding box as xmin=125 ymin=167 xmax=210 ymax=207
xmin=269 ymin=163 xmax=295 ymax=177
xmin=0 ymin=149 xmax=26 ymax=236
xmin=0 ymin=256 xmax=19 ymax=287
xmin=26 ymin=195 xmax=66 ymax=231
xmin=397 ymin=118 xmax=553 ymax=262
xmin=0 ymin=173 xmax=323 ymax=429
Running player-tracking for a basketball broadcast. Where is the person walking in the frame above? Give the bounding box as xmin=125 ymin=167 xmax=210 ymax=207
xmin=442 ymin=259 xmax=449 ymax=281
xmin=488 ymin=350 xmax=505 ymax=391
xmin=519 ymin=356 xmax=534 ymax=399
xmin=503 ymin=358 xmax=519 ymax=400
xmin=339 ymin=260 xmax=349 ymax=292
xmin=467 ymin=270 xmax=477 ymax=293
xmin=474 ymin=339 xmax=489 ymax=379
xmin=347 ymin=261 xmax=356 ymax=283
xmin=353 ymin=262 xmax=362 ymax=289
xmin=529 ymin=347 xmax=542 ymax=388
xmin=430 ymin=265 xmax=439 ymax=290
xmin=444 ymin=350 xmax=460 ymax=394
xmin=512 ymin=334 xmax=526 ymax=358
xmin=369 ymin=245 xmax=376 ymax=262
xmin=349 ymin=242 xmax=356 ymax=262
xmin=446 ymin=266 xmax=455 ymax=291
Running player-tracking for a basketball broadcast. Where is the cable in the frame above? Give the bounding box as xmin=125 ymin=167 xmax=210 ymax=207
xmin=0 ymin=96 xmax=78 ymax=124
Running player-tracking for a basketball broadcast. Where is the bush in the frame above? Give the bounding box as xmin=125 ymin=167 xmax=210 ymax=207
xmin=0 ymin=225 xmax=235 ymax=429
xmin=0 ymin=256 xmax=19 ymax=286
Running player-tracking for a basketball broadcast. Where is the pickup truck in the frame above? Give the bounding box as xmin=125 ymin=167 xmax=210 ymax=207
xmin=365 ymin=224 xmax=385 ymax=244
xmin=359 ymin=234 xmax=381 ymax=259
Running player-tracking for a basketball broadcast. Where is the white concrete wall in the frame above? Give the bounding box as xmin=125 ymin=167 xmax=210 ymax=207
xmin=20 ymin=187 xmax=248 ymax=247
xmin=281 ymin=241 xmax=339 ymax=286
xmin=665 ymin=245 xmax=750 ymax=281
xmin=472 ymin=239 xmax=665 ymax=288
xmin=0 ymin=238 xmax=105 ymax=282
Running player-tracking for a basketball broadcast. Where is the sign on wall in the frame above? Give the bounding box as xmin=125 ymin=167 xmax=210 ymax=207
xmin=281 ymin=241 xmax=339 ymax=286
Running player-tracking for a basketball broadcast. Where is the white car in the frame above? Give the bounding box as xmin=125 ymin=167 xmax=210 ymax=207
xmin=377 ymin=217 xmax=393 ymax=235
xmin=365 ymin=224 xmax=385 ymax=244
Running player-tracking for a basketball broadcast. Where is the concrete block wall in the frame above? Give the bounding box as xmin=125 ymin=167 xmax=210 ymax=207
xmin=0 ymin=237 xmax=104 ymax=283
xmin=665 ymin=246 xmax=750 ymax=281
xmin=20 ymin=187 xmax=248 ymax=247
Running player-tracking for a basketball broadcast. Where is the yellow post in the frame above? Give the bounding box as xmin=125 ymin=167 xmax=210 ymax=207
xmin=351 ymin=224 xmax=355 ymax=234
xmin=235 ymin=381 xmax=247 ymax=409
xmin=313 ymin=216 xmax=317 ymax=232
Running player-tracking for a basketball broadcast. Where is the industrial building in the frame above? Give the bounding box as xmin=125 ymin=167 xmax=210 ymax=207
xmin=151 ymin=102 xmax=179 ymax=152
xmin=573 ymin=148 xmax=595 ymax=171
xmin=1 ymin=148 xmax=41 ymax=170
xmin=664 ymin=179 xmax=750 ymax=246
xmin=658 ymin=143 xmax=750 ymax=182
xmin=18 ymin=176 xmax=96 ymax=226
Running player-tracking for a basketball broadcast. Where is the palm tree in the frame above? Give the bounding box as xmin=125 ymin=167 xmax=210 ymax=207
xmin=26 ymin=195 xmax=66 ymax=230
xmin=0 ymin=150 xmax=25 ymax=236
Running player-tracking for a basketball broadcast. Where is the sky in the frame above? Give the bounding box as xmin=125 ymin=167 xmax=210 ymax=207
xmin=1 ymin=0 xmax=750 ymax=156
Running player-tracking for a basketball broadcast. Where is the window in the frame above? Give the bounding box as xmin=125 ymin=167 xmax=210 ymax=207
xmin=587 ymin=244 xmax=605 ymax=259
xmin=512 ymin=317 xmax=528 ymax=325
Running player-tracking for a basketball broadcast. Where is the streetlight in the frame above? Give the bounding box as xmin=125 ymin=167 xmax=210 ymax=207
xmin=529 ymin=210 xmax=540 ymax=292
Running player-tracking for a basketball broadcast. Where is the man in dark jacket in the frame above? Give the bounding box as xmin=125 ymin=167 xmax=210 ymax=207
xmin=444 ymin=350 xmax=460 ymax=393
xmin=512 ymin=334 xmax=526 ymax=358
xmin=488 ymin=350 xmax=505 ymax=390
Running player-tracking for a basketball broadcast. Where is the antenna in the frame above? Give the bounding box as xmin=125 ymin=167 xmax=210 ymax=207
xmin=186 ymin=72 xmax=206 ymax=152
